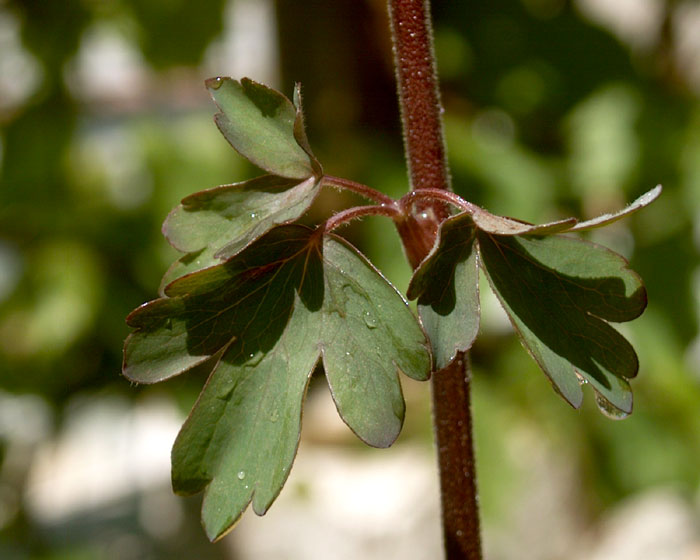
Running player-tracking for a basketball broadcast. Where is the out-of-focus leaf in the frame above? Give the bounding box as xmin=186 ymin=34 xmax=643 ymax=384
xmin=477 ymin=232 xmax=646 ymax=416
xmin=407 ymin=213 xmax=479 ymax=370
xmin=206 ymin=77 xmax=319 ymax=179
xmin=123 ymin=225 xmax=430 ymax=540
xmin=161 ymin=175 xmax=320 ymax=287
xmin=123 ymin=0 xmax=226 ymax=67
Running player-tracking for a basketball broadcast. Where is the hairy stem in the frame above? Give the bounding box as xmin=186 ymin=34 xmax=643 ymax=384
xmin=323 ymin=204 xmax=400 ymax=232
xmin=322 ymin=175 xmax=396 ymax=206
xmin=388 ymin=1 xmax=483 ymax=558
xmin=431 ymin=353 xmax=482 ymax=559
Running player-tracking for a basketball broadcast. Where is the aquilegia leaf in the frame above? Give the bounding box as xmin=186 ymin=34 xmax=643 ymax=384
xmin=123 ymin=225 xmax=430 ymax=540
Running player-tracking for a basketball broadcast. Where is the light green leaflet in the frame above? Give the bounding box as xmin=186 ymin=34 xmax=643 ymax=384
xmin=124 ymin=225 xmax=430 ymax=540
xmin=207 ymin=77 xmax=320 ymax=179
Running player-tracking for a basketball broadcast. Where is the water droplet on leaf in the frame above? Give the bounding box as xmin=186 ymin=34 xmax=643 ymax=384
xmin=208 ymin=77 xmax=224 ymax=90
xmin=575 ymin=372 xmax=587 ymax=385
xmin=237 ymin=471 xmax=246 ymax=480
xmin=269 ymin=410 xmax=279 ymax=423
xmin=363 ymin=310 xmax=377 ymax=329
xmin=594 ymin=391 xmax=629 ymax=420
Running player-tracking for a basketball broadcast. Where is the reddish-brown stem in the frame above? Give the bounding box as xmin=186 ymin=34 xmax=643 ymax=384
xmin=388 ymin=1 xmax=483 ymax=559
xmin=431 ymin=353 xmax=482 ymax=559
xmin=387 ymin=0 xmax=450 ymax=194
xmin=323 ymin=204 xmax=400 ymax=233
xmin=322 ymin=175 xmax=396 ymax=206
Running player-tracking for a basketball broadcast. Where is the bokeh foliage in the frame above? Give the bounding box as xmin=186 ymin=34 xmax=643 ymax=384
xmin=1 ymin=0 xmax=699 ymax=557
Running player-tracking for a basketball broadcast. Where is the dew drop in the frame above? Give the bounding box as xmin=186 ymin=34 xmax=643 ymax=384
xmin=575 ymin=372 xmax=587 ymax=385
xmin=594 ymin=392 xmax=629 ymax=420
xmin=237 ymin=471 xmax=246 ymax=480
xmin=208 ymin=76 xmax=224 ymax=90
xmin=363 ymin=310 xmax=378 ymax=329
xmin=269 ymin=410 xmax=279 ymax=423
xmin=249 ymin=212 xmax=258 ymax=219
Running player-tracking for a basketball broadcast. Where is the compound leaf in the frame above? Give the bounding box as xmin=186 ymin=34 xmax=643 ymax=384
xmin=407 ymin=212 xmax=480 ymax=370
xmin=477 ymin=232 xmax=646 ymax=415
xmin=206 ymin=77 xmax=318 ymax=179
xmin=123 ymin=225 xmax=430 ymax=540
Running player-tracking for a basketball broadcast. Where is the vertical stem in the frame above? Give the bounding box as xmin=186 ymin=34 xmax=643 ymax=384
xmin=388 ymin=1 xmax=483 ymax=558
xmin=388 ymin=0 xmax=451 ymax=270
xmin=431 ymin=353 xmax=482 ymax=559
xmin=388 ymin=0 xmax=449 ymax=192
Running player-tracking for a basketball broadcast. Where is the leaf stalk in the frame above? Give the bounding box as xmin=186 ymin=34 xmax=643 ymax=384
xmin=322 ymin=175 xmax=397 ymax=206
xmin=323 ymin=204 xmax=401 ymax=233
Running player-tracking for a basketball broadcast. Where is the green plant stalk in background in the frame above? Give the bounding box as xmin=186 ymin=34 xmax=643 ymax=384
xmin=122 ymin=0 xmax=660 ymax=557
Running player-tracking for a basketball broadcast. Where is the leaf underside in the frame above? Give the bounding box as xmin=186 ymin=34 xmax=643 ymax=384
xmin=124 ymin=225 xmax=430 ymax=540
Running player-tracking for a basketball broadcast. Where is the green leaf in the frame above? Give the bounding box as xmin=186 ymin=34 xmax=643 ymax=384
xmin=206 ymin=77 xmax=319 ymax=179
xmin=477 ymin=232 xmax=646 ymax=416
xmin=161 ymin=175 xmax=320 ymax=287
xmin=407 ymin=213 xmax=480 ymax=370
xmin=123 ymin=225 xmax=430 ymax=540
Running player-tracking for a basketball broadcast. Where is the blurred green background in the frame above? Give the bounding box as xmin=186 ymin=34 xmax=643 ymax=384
xmin=1 ymin=0 xmax=699 ymax=558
